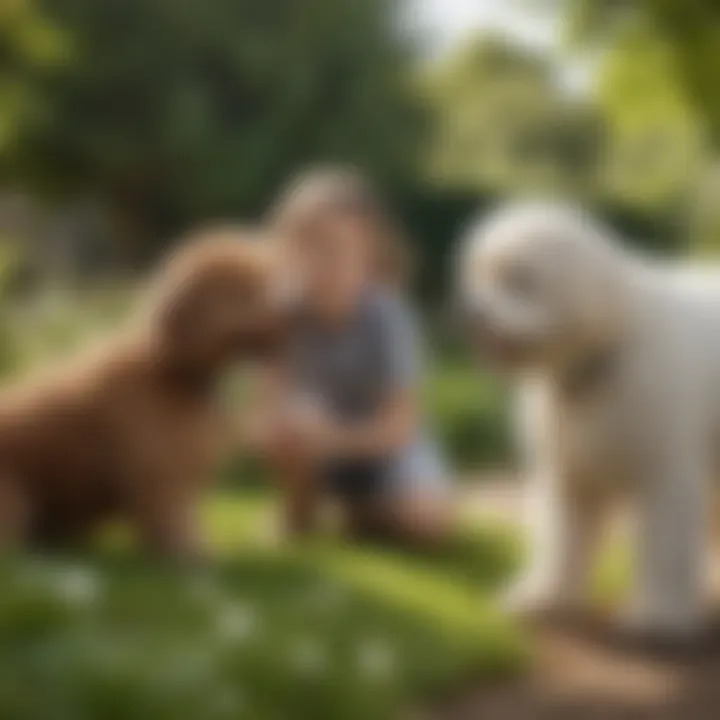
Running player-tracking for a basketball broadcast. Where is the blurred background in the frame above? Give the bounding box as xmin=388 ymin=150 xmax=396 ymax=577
xmin=2 ymin=0 xmax=719 ymax=470
xmin=0 ymin=1 xmax=718 ymax=718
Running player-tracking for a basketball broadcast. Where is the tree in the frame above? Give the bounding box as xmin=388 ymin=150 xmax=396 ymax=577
xmin=566 ymin=0 xmax=720 ymax=147
xmin=594 ymin=26 xmax=707 ymax=210
xmin=0 ymin=0 xmax=67 ymax=162
xmin=422 ymin=35 xmax=606 ymax=198
xmin=553 ymin=0 xmax=713 ymax=244
xmin=1 ymin=0 xmax=427 ymax=264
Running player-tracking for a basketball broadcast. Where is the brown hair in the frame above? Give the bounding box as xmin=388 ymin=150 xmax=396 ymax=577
xmin=268 ymin=166 xmax=413 ymax=288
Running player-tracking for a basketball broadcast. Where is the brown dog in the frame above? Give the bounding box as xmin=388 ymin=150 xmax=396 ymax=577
xmin=0 ymin=228 xmax=285 ymax=557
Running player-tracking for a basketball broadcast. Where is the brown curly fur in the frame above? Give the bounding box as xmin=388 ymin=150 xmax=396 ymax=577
xmin=0 ymin=228 xmax=283 ymax=557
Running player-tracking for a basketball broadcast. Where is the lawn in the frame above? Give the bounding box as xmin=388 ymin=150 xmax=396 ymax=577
xmin=0 ymin=491 xmax=526 ymax=720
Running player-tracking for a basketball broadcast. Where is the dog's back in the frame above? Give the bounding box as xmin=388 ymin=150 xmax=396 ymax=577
xmin=0 ymin=228 xmax=284 ymax=553
xmin=0 ymin=333 xmax=154 ymax=541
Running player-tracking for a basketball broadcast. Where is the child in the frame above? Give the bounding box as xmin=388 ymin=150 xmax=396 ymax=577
xmin=255 ymin=167 xmax=451 ymax=544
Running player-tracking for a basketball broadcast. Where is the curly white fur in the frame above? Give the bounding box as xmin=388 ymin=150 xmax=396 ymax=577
xmin=458 ymin=201 xmax=720 ymax=637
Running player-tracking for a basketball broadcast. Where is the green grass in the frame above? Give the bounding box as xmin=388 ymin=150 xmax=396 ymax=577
xmin=0 ymin=492 xmax=526 ymax=720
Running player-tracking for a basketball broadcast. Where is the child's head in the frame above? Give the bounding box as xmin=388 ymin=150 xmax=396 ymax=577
xmin=269 ymin=166 xmax=411 ymax=318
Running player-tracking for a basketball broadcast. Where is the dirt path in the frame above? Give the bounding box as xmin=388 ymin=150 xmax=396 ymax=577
xmin=436 ymin=617 xmax=720 ymax=719
xmin=442 ymin=480 xmax=720 ymax=720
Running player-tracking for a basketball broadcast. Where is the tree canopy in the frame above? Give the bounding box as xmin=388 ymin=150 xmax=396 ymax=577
xmin=567 ymin=0 xmax=720 ymax=147
xmin=422 ymin=36 xmax=605 ymax=198
xmin=1 ymin=0 xmax=426 ymax=261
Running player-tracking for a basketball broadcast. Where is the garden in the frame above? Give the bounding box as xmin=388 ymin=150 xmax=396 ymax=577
xmin=2 ymin=0 xmax=719 ymax=716
xmin=0 ymin=286 xmax=526 ymax=720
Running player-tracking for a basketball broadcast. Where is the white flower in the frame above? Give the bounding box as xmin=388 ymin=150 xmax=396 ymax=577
xmin=356 ymin=637 xmax=395 ymax=681
xmin=53 ymin=565 xmax=102 ymax=606
xmin=214 ymin=601 xmax=259 ymax=644
xmin=287 ymin=637 xmax=327 ymax=676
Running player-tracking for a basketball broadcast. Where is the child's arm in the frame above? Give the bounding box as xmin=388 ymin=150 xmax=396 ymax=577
xmin=321 ymin=389 xmax=418 ymax=457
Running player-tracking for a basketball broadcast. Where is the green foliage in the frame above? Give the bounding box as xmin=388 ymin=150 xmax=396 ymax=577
xmin=3 ymin=0 xmax=426 ymax=263
xmin=418 ymin=21 xmax=711 ymax=228
xmin=568 ymin=0 xmax=720 ymax=148
xmin=687 ymin=166 xmax=720 ymax=257
xmin=425 ymin=362 xmax=513 ymax=473
xmin=421 ymin=35 xmax=606 ymax=198
xmin=0 ymin=0 xmax=68 ymax=159
xmin=0 ymin=0 xmax=699 ymax=274
xmin=593 ymin=23 xmax=707 ymax=211
xmin=395 ymin=187 xmax=491 ymax=303
xmin=549 ymin=0 xmax=720 ymax=247
xmin=0 ymin=493 xmax=525 ymax=720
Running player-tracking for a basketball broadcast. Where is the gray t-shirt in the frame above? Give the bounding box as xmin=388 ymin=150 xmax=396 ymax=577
xmin=288 ymin=289 xmax=446 ymax=492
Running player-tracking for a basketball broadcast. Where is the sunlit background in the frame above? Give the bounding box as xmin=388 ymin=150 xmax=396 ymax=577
xmin=0 ymin=1 xmax=717 ymax=718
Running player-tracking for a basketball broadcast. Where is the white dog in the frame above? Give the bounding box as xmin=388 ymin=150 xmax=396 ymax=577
xmin=457 ymin=201 xmax=720 ymax=638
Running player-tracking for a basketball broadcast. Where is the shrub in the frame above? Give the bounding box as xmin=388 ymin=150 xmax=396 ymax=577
xmin=425 ymin=362 xmax=513 ymax=473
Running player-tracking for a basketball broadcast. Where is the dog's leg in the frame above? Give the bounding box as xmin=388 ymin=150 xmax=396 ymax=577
xmin=623 ymin=444 xmax=709 ymax=640
xmin=134 ymin=487 xmax=205 ymax=562
xmin=0 ymin=476 xmax=29 ymax=549
xmin=504 ymin=472 xmax=607 ymax=618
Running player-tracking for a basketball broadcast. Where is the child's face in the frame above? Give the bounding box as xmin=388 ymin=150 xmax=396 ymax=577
xmin=291 ymin=211 xmax=373 ymax=319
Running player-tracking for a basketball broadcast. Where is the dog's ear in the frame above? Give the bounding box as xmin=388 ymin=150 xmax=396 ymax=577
xmin=146 ymin=229 xmax=300 ymax=370
xmin=154 ymin=270 xmax=216 ymax=365
xmin=149 ymin=235 xmax=240 ymax=365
